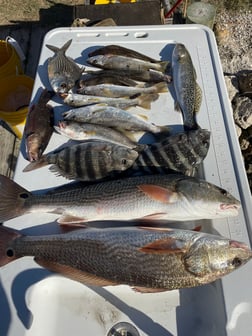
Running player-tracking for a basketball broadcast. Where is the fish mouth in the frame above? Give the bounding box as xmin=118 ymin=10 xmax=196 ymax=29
xmin=220 ymin=204 xmax=240 ymax=212
xmin=229 ymin=240 xmax=251 ymax=251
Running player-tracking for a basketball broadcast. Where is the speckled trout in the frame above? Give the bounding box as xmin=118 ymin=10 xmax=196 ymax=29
xmin=0 ymin=174 xmax=240 ymax=225
xmin=0 ymin=226 xmax=251 ymax=291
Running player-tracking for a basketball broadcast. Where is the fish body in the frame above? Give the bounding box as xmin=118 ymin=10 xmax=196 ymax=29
xmin=87 ymin=55 xmax=169 ymax=73
xmin=172 ymin=43 xmax=202 ymax=130
xmin=0 ymin=226 xmax=251 ymax=291
xmin=63 ymin=92 xmax=158 ymax=110
xmin=132 ymin=129 xmax=210 ymax=176
xmin=79 ymin=74 xmax=137 ymax=87
xmin=54 ymin=121 xmax=140 ymax=149
xmin=77 ymin=82 xmax=168 ymax=98
xmin=24 ymin=89 xmax=54 ymax=161
xmin=0 ymin=173 xmax=240 ymax=224
xmin=23 ymin=141 xmax=138 ymax=181
xmin=63 ymin=104 xmax=169 ymax=134
xmin=46 ymin=39 xmax=83 ymax=94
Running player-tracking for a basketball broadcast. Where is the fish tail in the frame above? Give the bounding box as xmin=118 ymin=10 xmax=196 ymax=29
xmin=153 ymin=82 xmax=168 ymax=93
xmin=159 ymin=61 xmax=170 ymax=73
xmin=0 ymin=174 xmax=31 ymax=222
xmin=138 ymin=93 xmax=159 ymax=109
xmin=0 ymin=226 xmax=22 ymax=266
xmin=46 ymin=39 xmax=72 ymax=54
xmin=23 ymin=155 xmax=49 ymax=172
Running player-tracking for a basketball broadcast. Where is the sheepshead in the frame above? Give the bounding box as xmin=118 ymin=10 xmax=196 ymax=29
xmin=24 ymin=88 xmax=54 ymax=162
xmin=77 ymin=82 xmax=168 ymax=98
xmin=0 ymin=226 xmax=251 ymax=291
xmin=172 ymin=43 xmax=202 ymax=130
xmin=46 ymin=39 xmax=83 ymax=94
xmin=54 ymin=121 xmax=142 ymax=150
xmin=132 ymin=129 xmax=211 ymax=176
xmin=22 ymin=141 xmax=138 ymax=181
xmin=87 ymin=55 xmax=169 ymax=73
xmin=63 ymin=104 xmax=170 ymax=134
xmin=0 ymin=173 xmax=240 ymax=224
xmin=63 ymin=92 xmax=158 ymax=109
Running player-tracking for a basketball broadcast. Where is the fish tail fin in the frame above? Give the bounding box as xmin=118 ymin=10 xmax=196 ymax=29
xmin=153 ymin=82 xmax=168 ymax=93
xmin=23 ymin=155 xmax=49 ymax=172
xmin=46 ymin=39 xmax=72 ymax=54
xmin=0 ymin=226 xmax=22 ymax=266
xmin=138 ymin=93 xmax=159 ymax=110
xmin=159 ymin=61 xmax=170 ymax=73
xmin=0 ymin=174 xmax=31 ymax=222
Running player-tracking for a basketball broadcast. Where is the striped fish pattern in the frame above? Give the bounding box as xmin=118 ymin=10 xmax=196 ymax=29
xmin=132 ymin=129 xmax=210 ymax=176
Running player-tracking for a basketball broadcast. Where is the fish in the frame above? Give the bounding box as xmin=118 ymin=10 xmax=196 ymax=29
xmin=0 ymin=226 xmax=251 ymax=291
xmin=79 ymin=73 xmax=137 ymax=87
xmin=172 ymin=43 xmax=202 ymax=130
xmin=24 ymin=88 xmax=54 ymax=162
xmin=77 ymin=82 xmax=168 ymax=98
xmin=54 ymin=121 xmax=143 ymax=150
xmin=131 ymin=129 xmax=211 ymax=176
xmin=0 ymin=173 xmax=240 ymax=224
xmin=46 ymin=39 xmax=84 ymax=94
xmin=63 ymin=92 xmax=158 ymax=110
xmin=87 ymin=55 xmax=169 ymax=74
xmin=22 ymin=141 xmax=138 ymax=181
xmin=63 ymin=104 xmax=170 ymax=134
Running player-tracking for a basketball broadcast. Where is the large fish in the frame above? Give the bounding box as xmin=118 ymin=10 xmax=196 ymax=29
xmin=63 ymin=92 xmax=158 ymax=110
xmin=0 ymin=226 xmax=251 ymax=291
xmin=87 ymin=55 xmax=169 ymax=73
xmin=46 ymin=39 xmax=83 ymax=94
xmin=63 ymin=104 xmax=170 ymax=134
xmin=24 ymin=88 xmax=54 ymax=162
xmin=0 ymin=174 xmax=240 ymax=224
xmin=54 ymin=121 xmax=142 ymax=150
xmin=77 ymin=82 xmax=168 ymax=98
xmin=22 ymin=141 xmax=138 ymax=181
xmin=132 ymin=129 xmax=210 ymax=176
xmin=172 ymin=43 xmax=202 ymax=130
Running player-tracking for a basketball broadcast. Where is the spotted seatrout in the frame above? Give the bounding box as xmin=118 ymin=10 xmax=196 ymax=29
xmin=0 ymin=226 xmax=251 ymax=291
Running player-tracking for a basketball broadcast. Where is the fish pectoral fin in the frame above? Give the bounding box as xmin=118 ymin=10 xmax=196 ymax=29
xmin=132 ymin=286 xmax=169 ymax=293
xmin=57 ymin=215 xmax=87 ymax=225
xmin=34 ymin=258 xmax=118 ymax=287
xmin=138 ymin=184 xmax=178 ymax=203
xmin=140 ymin=213 xmax=168 ymax=220
xmin=139 ymin=237 xmax=186 ymax=254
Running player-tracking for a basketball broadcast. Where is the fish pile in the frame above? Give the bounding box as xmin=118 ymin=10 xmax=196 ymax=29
xmin=1 ymin=39 xmax=251 ymax=293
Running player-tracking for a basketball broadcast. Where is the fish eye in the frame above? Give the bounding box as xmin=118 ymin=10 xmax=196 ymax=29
xmin=19 ymin=192 xmax=29 ymax=199
xmin=61 ymin=83 xmax=67 ymax=88
xmin=121 ymin=159 xmax=128 ymax=165
xmin=6 ymin=248 xmax=14 ymax=258
xmin=232 ymin=257 xmax=242 ymax=267
xmin=220 ymin=188 xmax=228 ymax=196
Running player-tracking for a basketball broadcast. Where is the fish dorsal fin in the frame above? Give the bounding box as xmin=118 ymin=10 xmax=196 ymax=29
xmin=194 ymin=83 xmax=202 ymax=113
xmin=35 ymin=259 xmax=118 ymax=287
xmin=133 ymin=286 xmax=169 ymax=293
xmin=57 ymin=215 xmax=87 ymax=225
xmin=139 ymin=237 xmax=186 ymax=254
xmin=138 ymin=184 xmax=178 ymax=203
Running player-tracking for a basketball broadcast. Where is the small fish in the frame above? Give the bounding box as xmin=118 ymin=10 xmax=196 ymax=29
xmin=23 ymin=141 xmax=138 ymax=181
xmin=63 ymin=92 xmax=158 ymax=110
xmin=63 ymin=104 xmax=170 ymax=134
xmin=54 ymin=121 xmax=141 ymax=149
xmin=77 ymin=82 xmax=168 ymax=98
xmin=0 ymin=173 xmax=240 ymax=224
xmin=87 ymin=55 xmax=169 ymax=74
xmin=0 ymin=226 xmax=251 ymax=291
xmin=46 ymin=39 xmax=83 ymax=94
xmin=132 ymin=129 xmax=211 ymax=176
xmin=24 ymin=88 xmax=54 ymax=162
xmin=79 ymin=74 xmax=137 ymax=87
xmin=172 ymin=43 xmax=202 ymax=130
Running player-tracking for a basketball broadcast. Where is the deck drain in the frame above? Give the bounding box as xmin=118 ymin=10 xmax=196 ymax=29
xmin=107 ymin=322 xmax=140 ymax=336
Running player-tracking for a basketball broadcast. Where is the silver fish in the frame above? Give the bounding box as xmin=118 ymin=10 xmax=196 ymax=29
xmin=172 ymin=43 xmax=202 ymax=130
xmin=54 ymin=121 xmax=142 ymax=150
xmin=22 ymin=141 xmax=138 ymax=181
xmin=77 ymin=82 xmax=168 ymax=98
xmin=0 ymin=173 xmax=240 ymax=224
xmin=63 ymin=104 xmax=170 ymax=134
xmin=46 ymin=39 xmax=83 ymax=94
xmin=0 ymin=226 xmax=251 ymax=291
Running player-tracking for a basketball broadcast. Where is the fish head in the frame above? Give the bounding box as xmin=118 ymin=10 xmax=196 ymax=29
xmin=172 ymin=43 xmax=190 ymax=64
xmin=26 ymin=134 xmax=44 ymax=161
xmin=184 ymin=235 xmax=252 ymax=283
xmin=177 ymin=178 xmax=240 ymax=219
xmin=50 ymin=75 xmax=75 ymax=94
xmin=111 ymin=148 xmax=139 ymax=171
xmin=87 ymin=55 xmax=107 ymax=68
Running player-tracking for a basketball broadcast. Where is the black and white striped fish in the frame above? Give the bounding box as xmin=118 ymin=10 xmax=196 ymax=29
xmin=131 ymin=129 xmax=210 ymax=176
xmin=23 ymin=141 xmax=139 ymax=181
